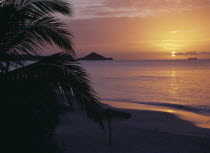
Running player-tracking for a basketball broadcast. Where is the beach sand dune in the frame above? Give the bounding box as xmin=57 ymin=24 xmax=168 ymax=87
xmin=56 ymin=102 xmax=210 ymax=153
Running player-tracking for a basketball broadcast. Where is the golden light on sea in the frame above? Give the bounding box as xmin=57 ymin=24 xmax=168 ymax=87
xmin=166 ymin=110 xmax=175 ymax=113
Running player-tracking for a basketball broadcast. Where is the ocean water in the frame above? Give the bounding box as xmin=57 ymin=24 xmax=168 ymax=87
xmin=81 ymin=60 xmax=210 ymax=116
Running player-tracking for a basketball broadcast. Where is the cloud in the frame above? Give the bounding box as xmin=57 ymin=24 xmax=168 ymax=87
xmin=175 ymin=52 xmax=186 ymax=55
xmin=175 ymin=51 xmax=210 ymax=55
xmin=200 ymin=52 xmax=210 ymax=55
xmin=69 ymin=0 xmax=210 ymax=19
xmin=175 ymin=51 xmax=198 ymax=55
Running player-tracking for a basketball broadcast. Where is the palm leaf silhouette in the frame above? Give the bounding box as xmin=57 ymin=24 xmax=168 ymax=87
xmin=0 ymin=0 xmax=74 ymax=71
xmin=0 ymin=0 xmax=129 ymax=152
xmin=4 ymin=53 xmax=105 ymax=124
xmin=0 ymin=53 xmax=106 ymax=153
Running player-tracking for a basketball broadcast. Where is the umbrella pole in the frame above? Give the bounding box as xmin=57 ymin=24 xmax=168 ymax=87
xmin=108 ymin=118 xmax=112 ymax=145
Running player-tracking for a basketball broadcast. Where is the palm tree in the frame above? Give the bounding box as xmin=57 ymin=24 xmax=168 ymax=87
xmin=0 ymin=0 xmax=74 ymax=71
xmin=0 ymin=0 xmax=105 ymax=152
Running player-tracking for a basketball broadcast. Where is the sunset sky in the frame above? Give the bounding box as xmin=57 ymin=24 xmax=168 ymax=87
xmin=60 ymin=0 xmax=210 ymax=59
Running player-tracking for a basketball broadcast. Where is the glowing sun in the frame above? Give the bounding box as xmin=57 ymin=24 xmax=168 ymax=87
xmin=171 ymin=51 xmax=176 ymax=57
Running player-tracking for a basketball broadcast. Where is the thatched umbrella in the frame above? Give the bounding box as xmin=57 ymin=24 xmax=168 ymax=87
xmin=105 ymin=108 xmax=132 ymax=145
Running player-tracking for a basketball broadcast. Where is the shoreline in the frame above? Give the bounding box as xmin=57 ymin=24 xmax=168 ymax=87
xmin=56 ymin=100 xmax=210 ymax=153
xmin=102 ymin=100 xmax=210 ymax=130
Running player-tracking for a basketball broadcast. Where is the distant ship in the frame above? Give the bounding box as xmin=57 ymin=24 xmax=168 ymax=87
xmin=188 ymin=58 xmax=198 ymax=60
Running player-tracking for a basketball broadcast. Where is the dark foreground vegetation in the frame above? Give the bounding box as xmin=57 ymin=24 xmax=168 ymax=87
xmin=0 ymin=0 xmax=104 ymax=153
xmin=0 ymin=1 xmax=130 ymax=153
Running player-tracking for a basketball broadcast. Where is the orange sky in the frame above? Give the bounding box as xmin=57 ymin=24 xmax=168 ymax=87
xmin=59 ymin=0 xmax=210 ymax=59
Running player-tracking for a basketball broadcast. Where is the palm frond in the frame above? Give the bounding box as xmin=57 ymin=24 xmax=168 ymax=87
xmin=21 ymin=0 xmax=72 ymax=16
xmin=0 ymin=0 xmax=71 ymax=15
xmin=0 ymin=0 xmax=74 ymax=70
xmin=4 ymin=53 xmax=105 ymax=125
xmin=4 ymin=16 xmax=74 ymax=64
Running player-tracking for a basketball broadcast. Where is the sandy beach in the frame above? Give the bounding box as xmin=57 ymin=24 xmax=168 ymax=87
xmin=56 ymin=100 xmax=210 ymax=153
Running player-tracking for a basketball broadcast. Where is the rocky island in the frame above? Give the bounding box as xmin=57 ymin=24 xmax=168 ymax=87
xmin=78 ymin=52 xmax=113 ymax=60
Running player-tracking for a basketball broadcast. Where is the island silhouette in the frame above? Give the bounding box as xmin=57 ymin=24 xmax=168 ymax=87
xmin=78 ymin=52 xmax=113 ymax=60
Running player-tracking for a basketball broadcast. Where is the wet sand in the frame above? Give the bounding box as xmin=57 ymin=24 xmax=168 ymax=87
xmin=56 ymin=100 xmax=210 ymax=153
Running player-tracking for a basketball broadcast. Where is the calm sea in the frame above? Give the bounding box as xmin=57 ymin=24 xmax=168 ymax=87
xmin=81 ymin=60 xmax=210 ymax=116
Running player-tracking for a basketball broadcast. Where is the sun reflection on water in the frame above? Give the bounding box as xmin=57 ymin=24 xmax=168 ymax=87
xmin=166 ymin=110 xmax=175 ymax=113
